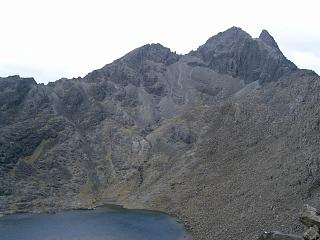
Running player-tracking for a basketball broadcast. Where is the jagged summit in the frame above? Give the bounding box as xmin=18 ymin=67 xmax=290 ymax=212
xmin=92 ymin=26 xmax=297 ymax=87
xmin=117 ymin=43 xmax=180 ymax=67
xmin=213 ymin=26 xmax=252 ymax=39
xmin=0 ymin=75 xmax=36 ymax=83
xmin=197 ymin=27 xmax=252 ymax=51
xmin=84 ymin=42 xmax=180 ymax=86
xmin=32 ymin=27 xmax=299 ymax=87
xmin=193 ymin=27 xmax=297 ymax=83
xmin=259 ymin=29 xmax=280 ymax=50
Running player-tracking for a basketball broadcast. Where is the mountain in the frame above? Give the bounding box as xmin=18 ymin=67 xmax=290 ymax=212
xmin=1 ymin=27 xmax=320 ymax=240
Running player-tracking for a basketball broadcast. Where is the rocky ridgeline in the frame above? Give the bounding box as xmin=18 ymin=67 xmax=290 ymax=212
xmin=1 ymin=27 xmax=320 ymax=240
xmin=260 ymin=205 xmax=320 ymax=240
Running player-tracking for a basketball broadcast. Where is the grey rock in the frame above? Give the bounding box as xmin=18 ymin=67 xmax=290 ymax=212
xmin=303 ymin=226 xmax=320 ymax=240
xmin=258 ymin=232 xmax=303 ymax=240
xmin=259 ymin=29 xmax=280 ymax=50
xmin=193 ymin=27 xmax=297 ymax=83
xmin=1 ymin=27 xmax=320 ymax=240
xmin=300 ymin=205 xmax=320 ymax=228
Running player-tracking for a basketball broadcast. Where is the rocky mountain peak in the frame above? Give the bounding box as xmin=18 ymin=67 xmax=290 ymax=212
xmin=216 ymin=26 xmax=251 ymax=38
xmin=119 ymin=43 xmax=180 ymax=67
xmin=0 ymin=75 xmax=36 ymax=93
xmin=259 ymin=29 xmax=280 ymax=50
xmin=193 ymin=27 xmax=297 ymax=83
xmin=0 ymin=75 xmax=36 ymax=84
xmin=200 ymin=26 xmax=251 ymax=50
xmin=0 ymin=75 xmax=37 ymax=113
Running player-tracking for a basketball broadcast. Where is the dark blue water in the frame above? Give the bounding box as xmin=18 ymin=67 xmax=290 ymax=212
xmin=0 ymin=207 xmax=190 ymax=240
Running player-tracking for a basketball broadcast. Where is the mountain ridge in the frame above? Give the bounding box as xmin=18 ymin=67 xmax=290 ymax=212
xmin=1 ymin=27 xmax=320 ymax=240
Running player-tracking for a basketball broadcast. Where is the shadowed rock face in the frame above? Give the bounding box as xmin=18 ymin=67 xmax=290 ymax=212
xmin=193 ymin=27 xmax=297 ymax=83
xmin=0 ymin=27 xmax=319 ymax=240
xmin=259 ymin=29 xmax=280 ymax=50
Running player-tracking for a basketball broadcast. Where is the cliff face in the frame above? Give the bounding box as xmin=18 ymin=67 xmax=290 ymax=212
xmin=1 ymin=27 xmax=320 ymax=240
xmin=193 ymin=27 xmax=296 ymax=83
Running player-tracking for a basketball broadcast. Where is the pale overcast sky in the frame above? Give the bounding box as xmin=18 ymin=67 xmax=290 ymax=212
xmin=0 ymin=0 xmax=319 ymax=83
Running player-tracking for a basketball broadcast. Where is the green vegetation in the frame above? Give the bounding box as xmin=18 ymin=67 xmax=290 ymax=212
xmin=25 ymin=138 xmax=52 ymax=164
xmin=79 ymin=182 xmax=94 ymax=199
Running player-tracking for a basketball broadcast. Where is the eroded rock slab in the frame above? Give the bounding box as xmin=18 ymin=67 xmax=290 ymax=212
xmin=300 ymin=205 xmax=320 ymax=228
xmin=258 ymin=232 xmax=303 ymax=240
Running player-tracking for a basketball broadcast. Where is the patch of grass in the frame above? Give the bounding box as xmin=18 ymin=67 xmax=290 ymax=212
xmin=79 ymin=181 xmax=99 ymax=205
xmin=79 ymin=181 xmax=94 ymax=200
xmin=116 ymin=181 xmax=136 ymax=198
xmin=8 ymin=205 xmax=19 ymax=213
xmin=79 ymin=182 xmax=94 ymax=198
xmin=25 ymin=138 xmax=52 ymax=164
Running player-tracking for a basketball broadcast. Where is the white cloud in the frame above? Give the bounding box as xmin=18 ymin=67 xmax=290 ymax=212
xmin=0 ymin=0 xmax=319 ymax=83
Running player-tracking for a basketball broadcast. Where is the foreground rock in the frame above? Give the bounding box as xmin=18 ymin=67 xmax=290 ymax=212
xmin=260 ymin=205 xmax=320 ymax=240
xmin=300 ymin=205 xmax=320 ymax=229
xmin=258 ymin=232 xmax=303 ymax=240
xmin=303 ymin=226 xmax=319 ymax=240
